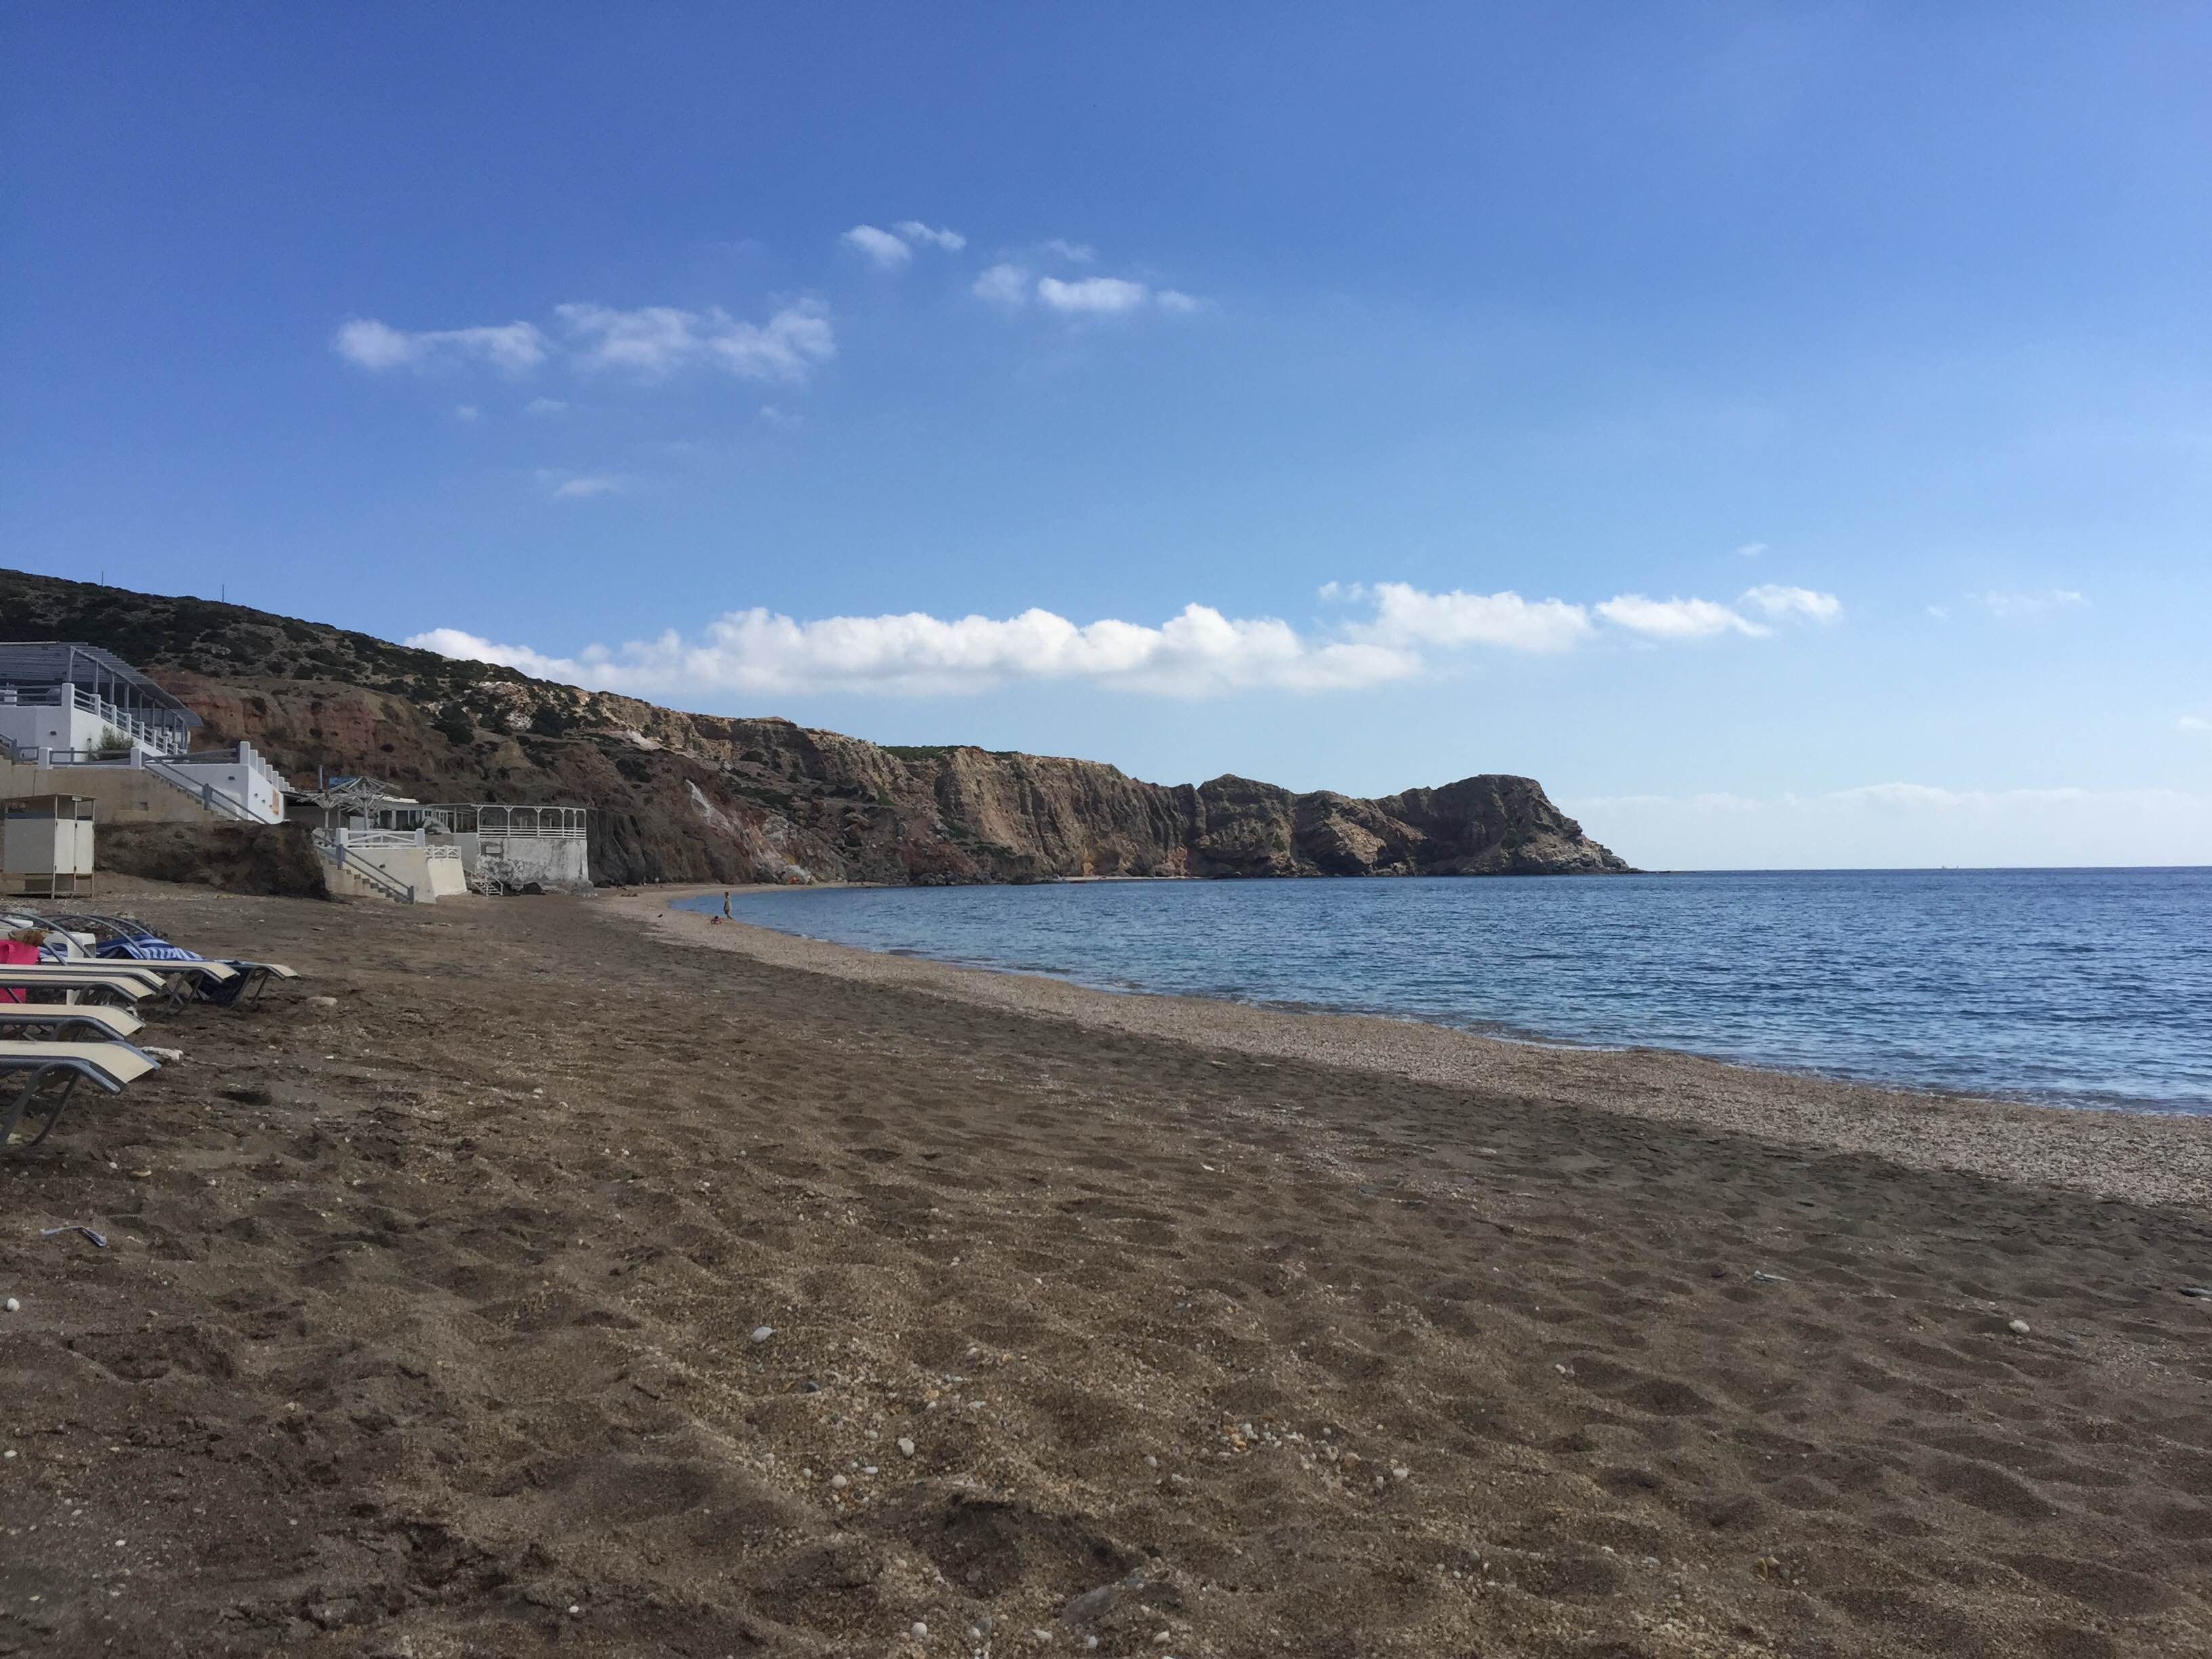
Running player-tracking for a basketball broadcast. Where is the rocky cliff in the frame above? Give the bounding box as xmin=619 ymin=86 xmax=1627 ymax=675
xmin=0 ymin=569 xmax=1630 ymax=886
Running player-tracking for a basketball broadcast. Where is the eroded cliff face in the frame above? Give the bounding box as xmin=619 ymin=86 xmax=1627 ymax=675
xmin=1 ymin=569 xmax=1631 ymax=886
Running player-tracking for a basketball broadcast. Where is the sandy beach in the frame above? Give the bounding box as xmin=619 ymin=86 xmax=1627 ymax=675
xmin=2 ymin=882 xmax=2208 ymax=1656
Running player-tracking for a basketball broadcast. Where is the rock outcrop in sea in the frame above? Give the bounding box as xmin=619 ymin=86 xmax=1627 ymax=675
xmin=0 ymin=568 xmax=1631 ymax=886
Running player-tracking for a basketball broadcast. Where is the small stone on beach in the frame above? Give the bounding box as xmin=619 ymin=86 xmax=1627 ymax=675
xmin=898 ymin=1437 xmax=916 ymax=1457
xmin=750 ymin=1326 xmax=775 ymax=1343
xmin=2008 ymin=1318 xmax=2031 ymax=1334
xmin=2 ymin=1297 xmax=18 ymax=1313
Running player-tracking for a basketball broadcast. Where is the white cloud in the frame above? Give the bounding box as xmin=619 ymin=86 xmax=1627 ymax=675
xmin=406 ymin=575 xmax=1836 ymax=702
xmin=1739 ymin=584 xmax=1841 ymax=623
xmin=844 ymin=221 xmax=965 ymax=268
xmin=757 ymin=403 xmax=806 ymax=430
xmin=2179 ymin=714 xmax=2211 ymax=734
xmin=1038 ymin=239 xmax=1096 ymax=263
xmin=1597 ymin=594 xmax=1767 ymax=639
xmin=453 ymin=404 xmax=480 ymax=422
xmin=538 ymin=472 xmax=625 ymax=501
xmin=893 ymin=220 xmax=966 ymax=251
xmin=842 ymin=224 xmax=913 ymax=268
xmin=972 ymin=255 xmax=1201 ymax=317
xmin=972 ymin=263 xmax=1031 ymax=306
xmin=1974 ymin=588 xmax=2088 ymax=620
xmin=333 ymin=317 xmax=548 ymax=374
xmin=524 ymin=396 xmax=569 ymax=416
xmin=405 ymin=628 xmax=580 ymax=678
xmin=554 ymin=300 xmax=834 ymax=383
xmin=337 ymin=302 xmax=832 ymax=386
xmin=1565 ymin=784 xmax=2212 ymax=869
xmin=409 ymin=603 xmax=1420 ymax=698
xmin=1352 ymin=582 xmax=1592 ymax=653
xmin=554 ymin=304 xmax=700 ymax=374
xmin=1036 ymin=276 xmax=1150 ymax=314
xmin=1736 ymin=541 xmax=1769 ymax=558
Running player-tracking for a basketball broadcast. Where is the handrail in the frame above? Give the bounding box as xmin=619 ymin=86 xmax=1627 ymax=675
xmin=311 ymin=829 xmax=415 ymax=903
xmin=141 ymin=756 xmax=262 ymax=823
xmin=337 ymin=829 xmax=422 ymax=848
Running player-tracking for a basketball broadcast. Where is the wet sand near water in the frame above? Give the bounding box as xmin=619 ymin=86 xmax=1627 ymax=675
xmin=0 ymin=880 xmax=2206 ymax=1657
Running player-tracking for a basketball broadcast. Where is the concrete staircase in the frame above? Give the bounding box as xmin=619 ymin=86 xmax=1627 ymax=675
xmin=312 ymin=830 xmax=419 ymax=903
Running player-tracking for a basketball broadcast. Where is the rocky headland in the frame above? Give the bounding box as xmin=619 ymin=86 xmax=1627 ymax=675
xmin=0 ymin=568 xmax=1629 ymax=886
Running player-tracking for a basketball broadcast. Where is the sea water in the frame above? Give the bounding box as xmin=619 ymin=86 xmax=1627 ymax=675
xmin=678 ymin=869 xmax=2212 ymax=1113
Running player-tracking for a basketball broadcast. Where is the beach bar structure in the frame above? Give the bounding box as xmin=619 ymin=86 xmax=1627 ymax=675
xmin=1 ymin=794 xmax=96 ymax=898
xmin=394 ymin=802 xmax=592 ymax=894
xmin=0 ymin=642 xmax=198 ymax=760
xmin=287 ymin=777 xmax=591 ymax=897
xmin=0 ymin=642 xmax=289 ymax=825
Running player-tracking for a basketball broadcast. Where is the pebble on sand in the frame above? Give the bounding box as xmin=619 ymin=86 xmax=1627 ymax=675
xmin=3 ymin=1297 xmax=18 ymax=1313
xmin=750 ymin=1326 xmax=775 ymax=1343
xmin=2008 ymin=1318 xmax=2031 ymax=1334
xmin=898 ymin=1437 xmax=916 ymax=1457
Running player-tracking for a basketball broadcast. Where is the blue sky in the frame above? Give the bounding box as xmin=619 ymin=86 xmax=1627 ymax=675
xmin=6 ymin=4 xmax=2209 ymax=865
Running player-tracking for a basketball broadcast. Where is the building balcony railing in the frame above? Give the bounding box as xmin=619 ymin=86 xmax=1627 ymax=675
xmin=0 ymin=683 xmax=192 ymax=755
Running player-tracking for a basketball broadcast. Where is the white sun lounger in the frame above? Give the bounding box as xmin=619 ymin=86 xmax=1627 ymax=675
xmin=7 ymin=914 xmax=298 ymax=1006
xmin=106 ymin=958 xmax=237 ymax=1008
xmin=0 ymin=1004 xmax=145 ymax=1042
xmin=0 ymin=966 xmax=161 ymax=1004
xmin=0 ymin=1040 xmax=161 ymax=1150
xmin=0 ymin=962 xmax=165 ymax=991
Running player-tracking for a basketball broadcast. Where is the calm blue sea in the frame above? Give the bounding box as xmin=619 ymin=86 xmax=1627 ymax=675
xmin=678 ymin=870 xmax=2212 ymax=1114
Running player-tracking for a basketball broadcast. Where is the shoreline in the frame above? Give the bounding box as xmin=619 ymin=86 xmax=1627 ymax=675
xmin=655 ymin=882 xmax=2203 ymax=1120
xmin=610 ymin=884 xmax=2211 ymax=1210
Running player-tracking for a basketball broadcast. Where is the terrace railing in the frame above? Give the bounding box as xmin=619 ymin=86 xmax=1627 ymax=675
xmin=0 ymin=684 xmax=192 ymax=755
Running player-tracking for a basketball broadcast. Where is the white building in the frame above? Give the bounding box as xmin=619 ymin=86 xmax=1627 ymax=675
xmin=286 ymin=777 xmax=590 ymax=900
xmin=0 ymin=642 xmax=289 ymax=825
xmin=378 ymin=801 xmax=591 ymax=894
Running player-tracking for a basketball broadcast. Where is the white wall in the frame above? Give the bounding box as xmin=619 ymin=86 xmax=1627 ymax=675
xmin=155 ymin=741 xmax=287 ymax=823
xmin=0 ymin=700 xmax=108 ymax=757
xmin=478 ymin=834 xmax=591 ymax=891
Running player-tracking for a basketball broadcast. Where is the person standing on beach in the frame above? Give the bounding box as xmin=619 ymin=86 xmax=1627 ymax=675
xmin=722 ymin=891 xmax=731 ymax=918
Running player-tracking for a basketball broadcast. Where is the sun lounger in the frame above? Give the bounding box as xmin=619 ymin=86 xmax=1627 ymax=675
xmin=3 ymin=960 xmax=212 ymax=1009
xmin=0 ymin=1040 xmax=160 ymax=1150
xmin=26 ymin=913 xmax=295 ymax=1006
xmin=100 ymin=958 xmax=236 ymax=1008
xmin=0 ymin=966 xmax=161 ymax=1006
xmin=0 ymin=1004 xmax=145 ymax=1042
xmin=0 ymin=962 xmax=166 ymax=990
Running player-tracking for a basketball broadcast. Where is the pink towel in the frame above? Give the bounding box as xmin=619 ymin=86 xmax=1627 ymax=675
xmin=0 ymin=939 xmax=36 ymax=1004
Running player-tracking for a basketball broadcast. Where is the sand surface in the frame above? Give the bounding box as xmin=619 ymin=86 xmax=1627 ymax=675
xmin=1 ymin=882 xmax=2207 ymax=1657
